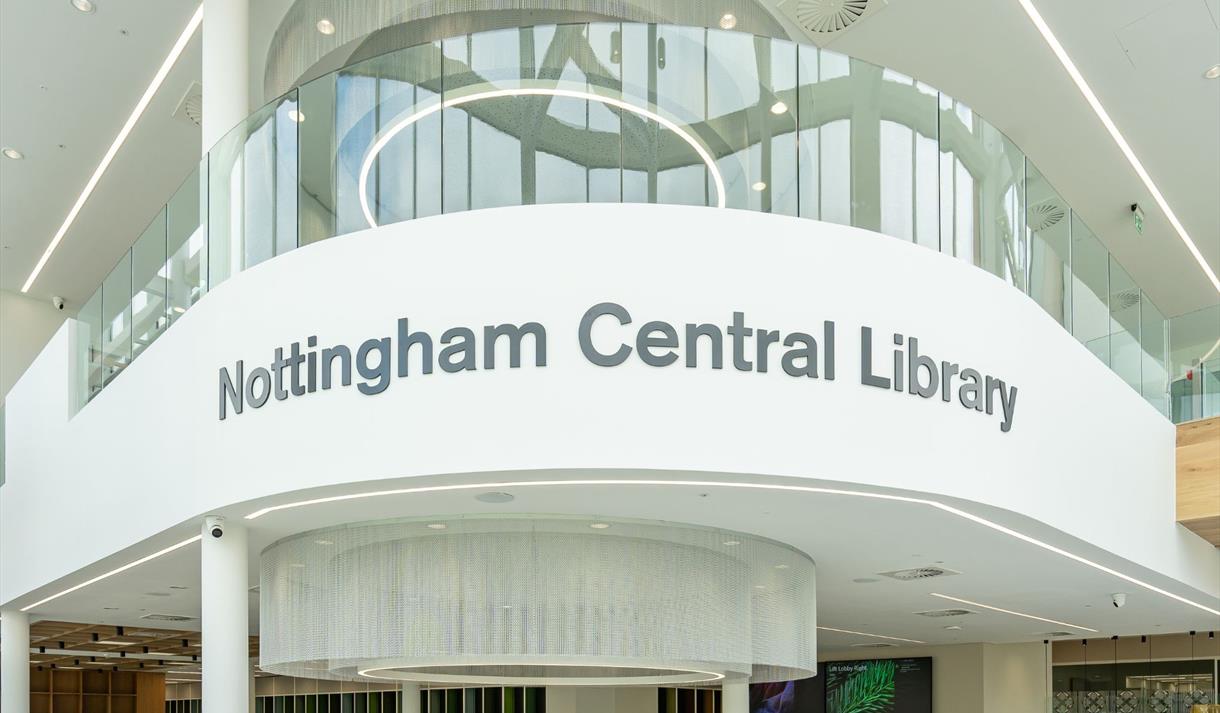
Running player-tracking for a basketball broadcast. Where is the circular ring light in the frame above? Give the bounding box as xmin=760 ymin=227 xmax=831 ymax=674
xmin=357 ymin=662 xmax=726 ymax=687
xmin=358 ymin=85 xmax=728 ymax=229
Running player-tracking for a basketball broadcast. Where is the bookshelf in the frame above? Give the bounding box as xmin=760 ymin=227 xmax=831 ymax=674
xmin=29 ymin=668 xmax=164 ymax=713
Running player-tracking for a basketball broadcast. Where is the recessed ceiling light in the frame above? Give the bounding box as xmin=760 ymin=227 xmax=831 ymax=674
xmin=774 ymin=564 xmax=789 ymax=570
xmin=944 ymin=625 xmax=963 ymax=631
xmin=722 ymin=540 xmax=741 ymax=547
xmin=751 ymin=181 xmax=767 ymax=191
xmin=71 ymin=0 xmax=96 ymax=13
xmin=426 ymin=523 xmax=447 ymax=530
xmin=852 ymin=577 xmax=879 ymax=584
xmin=719 ymin=13 xmax=737 ymax=29
xmin=314 ymin=539 xmax=333 ymax=546
xmin=754 ymin=585 xmax=767 ymax=590
xmin=2 ymin=147 xmax=24 ymax=160
xmin=589 ymin=522 xmax=611 ymax=529
xmin=475 ymin=491 xmax=515 ymax=504
xmin=316 ymin=18 xmax=336 ymax=35
xmin=288 ymin=109 xmax=305 ymax=123
xmin=289 ymin=563 xmax=305 ymax=569
xmin=1206 ymin=64 xmax=1220 ymax=80
xmin=770 ymin=101 xmax=788 ymax=115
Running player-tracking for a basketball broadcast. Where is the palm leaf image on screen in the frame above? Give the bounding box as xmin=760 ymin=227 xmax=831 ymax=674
xmin=826 ymin=659 xmax=897 ymax=713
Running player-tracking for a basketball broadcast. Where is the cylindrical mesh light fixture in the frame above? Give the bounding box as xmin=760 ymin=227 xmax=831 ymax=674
xmin=260 ymin=516 xmax=816 ymax=685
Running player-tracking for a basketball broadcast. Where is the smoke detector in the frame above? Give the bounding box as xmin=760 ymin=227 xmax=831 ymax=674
xmin=1028 ymin=200 xmax=1066 ymax=232
xmin=879 ymin=566 xmax=960 ymax=581
xmin=778 ymin=0 xmax=888 ymax=37
xmin=173 ymin=82 xmax=203 ymax=128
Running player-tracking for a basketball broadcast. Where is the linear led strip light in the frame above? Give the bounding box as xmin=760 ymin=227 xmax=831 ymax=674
xmin=20 ymin=5 xmax=204 ymax=294
xmin=930 ymin=593 xmax=1097 ymax=633
xmin=1016 ymin=0 xmax=1220 ymax=294
xmin=244 ymin=479 xmax=1220 ymax=618
xmin=18 ymin=536 xmax=200 ymax=612
xmin=817 ymin=626 xmax=926 ymax=645
xmin=357 ymin=85 xmax=728 ymax=229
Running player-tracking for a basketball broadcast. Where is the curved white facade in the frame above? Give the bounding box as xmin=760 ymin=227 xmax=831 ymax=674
xmin=3 ymin=204 xmax=1213 ymax=620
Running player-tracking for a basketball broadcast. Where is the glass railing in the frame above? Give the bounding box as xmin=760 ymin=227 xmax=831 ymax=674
xmin=73 ymin=21 xmax=1195 ymax=419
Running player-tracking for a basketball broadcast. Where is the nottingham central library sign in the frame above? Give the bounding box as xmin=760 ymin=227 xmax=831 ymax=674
xmin=218 ymin=301 xmax=1019 ymax=432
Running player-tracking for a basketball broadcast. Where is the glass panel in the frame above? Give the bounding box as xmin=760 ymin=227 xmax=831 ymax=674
xmin=619 ymin=24 xmax=708 ymax=206
xmin=299 ymin=72 xmax=338 ymax=245
xmin=1026 ymin=162 xmax=1071 ymax=328
xmin=1167 ymin=305 xmax=1220 ymax=422
xmin=100 ymin=251 xmax=132 ymax=385
xmin=703 ymin=30 xmax=797 ymax=213
xmin=1070 ymin=213 xmax=1110 ymax=365
xmin=1109 ymin=257 xmax=1141 ymax=394
xmin=1140 ymin=293 xmax=1168 ymax=416
xmin=442 ymin=27 xmax=526 ymax=213
xmin=77 ymin=286 xmax=103 ymax=406
xmin=796 ymin=46 xmax=852 ymax=224
xmin=130 ymin=208 xmax=168 ymax=360
xmin=528 ymin=23 xmax=624 ymax=206
xmin=938 ymin=95 xmax=1025 ymax=288
xmin=166 ymin=162 xmax=206 ymax=324
xmin=209 ymin=93 xmax=299 ymax=288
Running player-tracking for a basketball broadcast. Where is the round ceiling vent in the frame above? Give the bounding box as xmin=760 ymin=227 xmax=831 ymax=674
xmin=795 ymin=0 xmax=870 ymax=33
xmin=1111 ymin=288 xmax=1141 ymax=311
xmin=1028 ymin=201 xmax=1066 ymax=232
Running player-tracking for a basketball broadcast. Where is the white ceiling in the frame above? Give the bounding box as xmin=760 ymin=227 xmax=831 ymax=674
xmin=1 ymin=0 xmax=1217 ymax=317
xmin=821 ymin=0 xmax=1220 ymax=317
xmin=0 ymin=0 xmax=201 ymax=306
xmin=21 ymin=476 xmax=1219 ymax=654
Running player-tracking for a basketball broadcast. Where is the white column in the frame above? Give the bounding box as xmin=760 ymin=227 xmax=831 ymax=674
xmin=201 ymin=517 xmax=249 ymax=713
xmin=401 ymin=683 xmax=421 ymax=713
xmin=201 ymin=0 xmax=249 ymax=153
xmin=722 ymin=681 xmax=748 ymax=713
xmin=1 ymin=610 xmax=30 ymax=713
xmin=249 ymin=658 xmax=257 ymax=713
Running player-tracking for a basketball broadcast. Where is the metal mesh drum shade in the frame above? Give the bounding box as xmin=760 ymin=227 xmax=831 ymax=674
xmin=260 ymin=516 xmax=816 ymax=685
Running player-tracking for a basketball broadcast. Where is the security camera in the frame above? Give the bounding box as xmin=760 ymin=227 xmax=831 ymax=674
xmin=1111 ymin=593 xmax=1126 ymax=608
xmin=51 ymin=295 xmax=65 ymax=311
xmin=205 ymin=516 xmax=225 ymax=539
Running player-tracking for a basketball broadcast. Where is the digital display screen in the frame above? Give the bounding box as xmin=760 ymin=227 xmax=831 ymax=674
xmin=749 ymin=658 xmax=931 ymax=713
xmin=823 ymin=658 xmax=932 ymax=713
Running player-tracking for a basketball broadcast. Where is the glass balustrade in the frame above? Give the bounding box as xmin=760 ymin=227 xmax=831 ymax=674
xmin=72 ymin=21 xmax=1204 ymax=421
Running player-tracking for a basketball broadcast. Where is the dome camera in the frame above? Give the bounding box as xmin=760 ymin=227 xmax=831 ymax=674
xmin=52 ymin=295 xmax=65 ymax=311
xmin=1111 ymin=593 xmax=1126 ymax=608
xmin=205 ymin=516 xmax=225 ymax=539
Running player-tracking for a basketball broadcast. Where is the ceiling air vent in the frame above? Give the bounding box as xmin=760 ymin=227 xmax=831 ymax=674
xmin=1028 ymin=200 xmax=1066 ymax=232
xmin=1040 ymin=631 xmax=1076 ymax=638
xmin=915 ymin=608 xmax=972 ymax=618
xmin=173 ymin=82 xmax=203 ymax=128
xmin=781 ymin=0 xmax=888 ymax=36
xmin=140 ymin=613 xmax=195 ymax=622
xmin=878 ymin=566 xmax=960 ymax=581
xmin=1111 ymin=287 xmax=1141 ymax=311
xmin=851 ymin=642 xmax=898 ymax=648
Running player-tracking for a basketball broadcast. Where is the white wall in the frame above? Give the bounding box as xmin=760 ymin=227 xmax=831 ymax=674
xmin=2 ymin=204 xmax=1213 ymax=607
xmin=546 ymin=687 xmax=657 ymax=713
xmin=0 ymin=289 xmax=66 ymax=404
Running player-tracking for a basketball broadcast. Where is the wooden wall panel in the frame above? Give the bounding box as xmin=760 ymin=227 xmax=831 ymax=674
xmin=1177 ymin=417 xmax=1220 ymax=546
